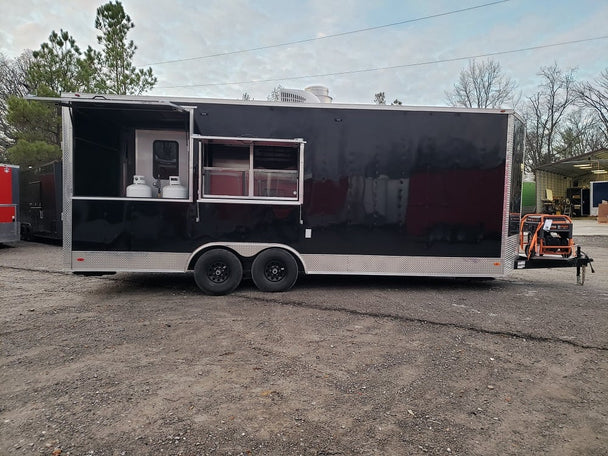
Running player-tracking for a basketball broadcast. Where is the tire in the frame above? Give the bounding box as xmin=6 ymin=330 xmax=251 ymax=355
xmin=525 ymin=244 xmax=535 ymax=258
xmin=193 ymin=249 xmax=243 ymax=295
xmin=20 ymin=224 xmax=32 ymax=241
xmin=251 ymin=248 xmax=299 ymax=293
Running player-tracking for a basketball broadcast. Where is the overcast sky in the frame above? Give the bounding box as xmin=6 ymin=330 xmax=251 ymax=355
xmin=1 ymin=0 xmax=607 ymax=106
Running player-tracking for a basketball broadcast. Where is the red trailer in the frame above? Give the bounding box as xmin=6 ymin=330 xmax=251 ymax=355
xmin=0 ymin=164 xmax=20 ymax=243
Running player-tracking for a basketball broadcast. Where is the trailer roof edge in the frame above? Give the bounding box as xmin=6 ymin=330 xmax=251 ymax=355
xmin=41 ymin=92 xmax=516 ymax=115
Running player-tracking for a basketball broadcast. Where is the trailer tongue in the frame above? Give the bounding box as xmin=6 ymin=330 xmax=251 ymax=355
xmin=515 ymin=245 xmax=595 ymax=285
xmin=516 ymin=213 xmax=595 ymax=284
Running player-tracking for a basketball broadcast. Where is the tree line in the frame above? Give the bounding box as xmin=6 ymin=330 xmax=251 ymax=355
xmin=1 ymin=4 xmax=606 ymax=173
xmin=0 ymin=1 xmax=156 ymax=166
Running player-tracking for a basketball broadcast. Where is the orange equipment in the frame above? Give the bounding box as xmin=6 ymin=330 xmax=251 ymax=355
xmin=520 ymin=214 xmax=575 ymax=259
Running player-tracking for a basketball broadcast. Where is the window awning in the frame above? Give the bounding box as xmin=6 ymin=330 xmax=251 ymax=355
xmin=25 ymin=94 xmax=189 ymax=112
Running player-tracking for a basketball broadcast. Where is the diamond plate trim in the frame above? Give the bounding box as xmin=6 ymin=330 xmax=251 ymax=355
xmin=71 ymin=251 xmax=190 ymax=272
xmin=63 ymin=106 xmax=73 ymax=270
xmin=70 ymin=248 xmax=507 ymax=277
xmin=301 ymin=254 xmax=505 ymax=276
xmin=501 ymin=114 xmax=515 ymax=261
xmin=504 ymin=235 xmax=520 ymax=273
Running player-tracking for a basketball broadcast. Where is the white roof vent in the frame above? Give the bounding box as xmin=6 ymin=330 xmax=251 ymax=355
xmin=279 ymin=86 xmax=332 ymax=103
xmin=305 ymin=85 xmax=332 ymax=103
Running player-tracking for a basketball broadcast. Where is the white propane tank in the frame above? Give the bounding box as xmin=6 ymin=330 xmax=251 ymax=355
xmin=126 ymin=175 xmax=152 ymax=197
xmin=162 ymin=176 xmax=187 ymax=198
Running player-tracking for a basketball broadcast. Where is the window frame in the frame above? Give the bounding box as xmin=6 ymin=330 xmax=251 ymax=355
xmin=194 ymin=135 xmax=305 ymax=205
xmin=152 ymin=139 xmax=180 ymax=180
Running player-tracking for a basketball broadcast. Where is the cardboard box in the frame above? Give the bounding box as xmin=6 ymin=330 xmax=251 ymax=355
xmin=598 ymin=202 xmax=608 ymax=223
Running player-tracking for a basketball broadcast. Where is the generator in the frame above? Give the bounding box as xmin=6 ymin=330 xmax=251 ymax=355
xmin=520 ymin=214 xmax=574 ymax=259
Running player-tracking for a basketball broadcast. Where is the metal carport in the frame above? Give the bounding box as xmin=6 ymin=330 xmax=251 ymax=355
xmin=534 ymin=149 xmax=608 ymax=216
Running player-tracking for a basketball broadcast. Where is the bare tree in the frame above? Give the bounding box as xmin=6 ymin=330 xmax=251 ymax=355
xmin=523 ymin=64 xmax=577 ymax=171
xmin=557 ymin=108 xmax=605 ymax=158
xmin=267 ymin=85 xmax=283 ymax=101
xmin=446 ymin=59 xmax=517 ymax=108
xmin=373 ymin=93 xmax=403 ymax=106
xmin=373 ymin=92 xmax=386 ymax=105
xmin=576 ymin=68 xmax=608 ymax=145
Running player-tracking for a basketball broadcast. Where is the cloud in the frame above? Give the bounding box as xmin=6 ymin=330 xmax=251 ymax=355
xmin=1 ymin=0 xmax=606 ymax=105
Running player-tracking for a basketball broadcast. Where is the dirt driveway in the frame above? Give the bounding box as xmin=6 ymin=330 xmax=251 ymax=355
xmin=1 ymin=237 xmax=607 ymax=455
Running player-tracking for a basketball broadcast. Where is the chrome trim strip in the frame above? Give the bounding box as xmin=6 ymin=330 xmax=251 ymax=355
xmin=188 ymin=107 xmax=195 ymax=203
xmin=71 ymin=196 xmax=192 ymax=202
xmin=195 ymin=198 xmax=301 ymax=206
xmin=192 ymin=135 xmax=306 ymax=145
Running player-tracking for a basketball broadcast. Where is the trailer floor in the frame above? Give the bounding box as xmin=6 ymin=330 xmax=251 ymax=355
xmin=1 ymin=237 xmax=607 ymax=455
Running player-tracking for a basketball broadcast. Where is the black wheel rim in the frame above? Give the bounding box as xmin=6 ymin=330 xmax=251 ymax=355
xmin=207 ymin=261 xmax=230 ymax=283
xmin=264 ymin=260 xmax=286 ymax=282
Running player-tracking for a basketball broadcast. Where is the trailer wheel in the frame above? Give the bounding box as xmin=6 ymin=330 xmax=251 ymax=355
xmin=20 ymin=224 xmax=32 ymax=241
xmin=193 ymin=249 xmax=243 ymax=295
xmin=525 ymin=244 xmax=535 ymax=258
xmin=251 ymin=248 xmax=298 ymax=292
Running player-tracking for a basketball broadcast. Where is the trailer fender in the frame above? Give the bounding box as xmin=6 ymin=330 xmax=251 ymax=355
xmin=187 ymin=242 xmax=307 ymax=272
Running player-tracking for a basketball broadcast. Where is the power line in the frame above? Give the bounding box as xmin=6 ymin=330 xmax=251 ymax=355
xmin=156 ymin=35 xmax=608 ymax=89
xmin=144 ymin=0 xmax=510 ymax=66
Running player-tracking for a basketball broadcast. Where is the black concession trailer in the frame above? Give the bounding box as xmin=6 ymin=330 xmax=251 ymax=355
xmin=34 ymin=93 xmax=591 ymax=294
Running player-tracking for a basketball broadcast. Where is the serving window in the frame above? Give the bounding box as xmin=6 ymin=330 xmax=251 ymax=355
xmin=68 ymin=100 xmax=193 ymax=200
xmin=197 ymin=136 xmax=305 ymax=204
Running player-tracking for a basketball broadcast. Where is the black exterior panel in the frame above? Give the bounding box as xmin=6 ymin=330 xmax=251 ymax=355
xmin=71 ymin=101 xmax=511 ymax=258
xmin=72 ymin=200 xmax=301 ymax=252
xmin=193 ymin=103 xmax=508 ymax=257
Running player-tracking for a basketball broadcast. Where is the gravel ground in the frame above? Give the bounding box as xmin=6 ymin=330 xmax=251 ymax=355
xmin=0 ymin=237 xmax=606 ymax=456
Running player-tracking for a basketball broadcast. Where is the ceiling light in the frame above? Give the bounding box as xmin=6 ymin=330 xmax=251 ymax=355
xmin=592 ymin=169 xmax=607 ymax=174
xmin=573 ymin=163 xmax=592 ymax=168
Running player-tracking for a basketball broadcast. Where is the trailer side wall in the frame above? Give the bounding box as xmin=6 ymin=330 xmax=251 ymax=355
xmin=62 ymin=98 xmax=520 ymax=278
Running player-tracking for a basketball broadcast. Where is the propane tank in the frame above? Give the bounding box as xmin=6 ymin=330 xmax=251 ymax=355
xmin=126 ymin=175 xmax=152 ymax=197
xmin=162 ymin=176 xmax=187 ymax=198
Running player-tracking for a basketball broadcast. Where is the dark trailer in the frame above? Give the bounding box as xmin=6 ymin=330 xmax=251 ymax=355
xmin=19 ymin=160 xmax=63 ymax=241
xmin=49 ymin=94 xmax=527 ymax=294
